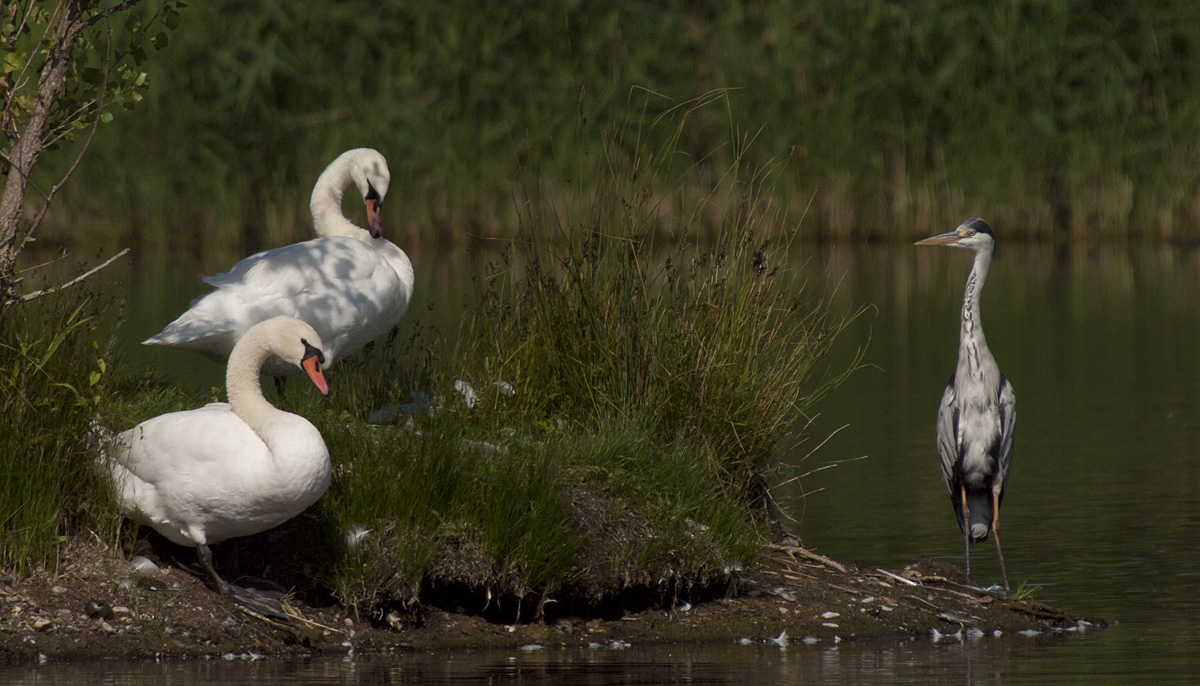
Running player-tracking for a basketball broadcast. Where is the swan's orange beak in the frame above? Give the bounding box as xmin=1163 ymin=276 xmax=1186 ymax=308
xmin=365 ymin=182 xmax=384 ymax=239
xmin=366 ymin=197 xmax=383 ymax=239
xmin=300 ymin=341 xmax=330 ymax=396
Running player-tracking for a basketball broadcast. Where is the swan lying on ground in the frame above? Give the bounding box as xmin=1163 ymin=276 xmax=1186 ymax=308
xmin=143 ymin=148 xmax=414 ymax=376
xmin=109 ymin=316 xmax=332 ymax=617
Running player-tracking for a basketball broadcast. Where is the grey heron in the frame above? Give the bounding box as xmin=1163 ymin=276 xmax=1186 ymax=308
xmin=916 ymin=218 xmax=1015 ymax=591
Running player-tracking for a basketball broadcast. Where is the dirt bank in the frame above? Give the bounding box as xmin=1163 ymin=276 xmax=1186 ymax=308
xmin=0 ymin=538 xmax=1102 ymax=662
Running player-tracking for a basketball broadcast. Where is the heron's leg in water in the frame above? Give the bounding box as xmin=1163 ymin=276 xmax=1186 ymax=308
xmin=960 ymin=484 xmax=972 ymax=582
xmin=992 ymin=488 xmax=1010 ymax=591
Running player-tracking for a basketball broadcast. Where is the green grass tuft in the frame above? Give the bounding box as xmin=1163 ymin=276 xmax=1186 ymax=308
xmin=308 ymin=99 xmax=862 ymax=615
xmin=0 ymin=295 xmax=122 ymax=576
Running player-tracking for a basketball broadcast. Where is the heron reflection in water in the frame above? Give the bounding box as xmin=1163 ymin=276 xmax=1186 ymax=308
xmin=916 ymin=218 xmax=1015 ymax=591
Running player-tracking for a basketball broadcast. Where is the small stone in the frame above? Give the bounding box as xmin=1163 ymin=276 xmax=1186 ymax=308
xmin=99 ymin=620 xmax=118 ymax=634
xmin=32 ymin=618 xmax=52 ymax=631
xmin=136 ymin=576 xmax=169 ymax=591
xmin=84 ymin=600 xmax=113 ymax=620
xmin=111 ymin=606 xmax=131 ymax=615
xmin=50 ymin=586 xmax=68 ymax=595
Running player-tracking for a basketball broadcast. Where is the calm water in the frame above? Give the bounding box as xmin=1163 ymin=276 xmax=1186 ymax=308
xmin=10 ymin=240 xmax=1200 ymax=683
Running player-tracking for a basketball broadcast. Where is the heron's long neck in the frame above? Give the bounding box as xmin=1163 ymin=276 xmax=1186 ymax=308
xmin=957 ymin=248 xmax=993 ymax=377
xmin=309 ymin=158 xmax=367 ymax=240
xmin=226 ymin=333 xmax=283 ymax=437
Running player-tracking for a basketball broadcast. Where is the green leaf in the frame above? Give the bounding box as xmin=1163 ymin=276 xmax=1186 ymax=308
xmin=150 ymin=32 xmax=168 ymax=51
xmin=100 ymin=111 xmax=113 ymax=123
xmin=3 ymin=50 xmax=27 ymax=75
xmin=81 ymin=67 xmax=103 ymax=85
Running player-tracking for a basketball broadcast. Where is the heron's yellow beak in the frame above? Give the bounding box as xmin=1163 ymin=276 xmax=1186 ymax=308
xmin=915 ymin=231 xmax=964 ymax=246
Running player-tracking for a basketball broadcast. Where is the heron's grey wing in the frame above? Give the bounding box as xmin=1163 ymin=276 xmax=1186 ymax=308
xmin=935 ymin=380 xmax=959 ymax=493
xmin=996 ymin=374 xmax=1016 ymax=487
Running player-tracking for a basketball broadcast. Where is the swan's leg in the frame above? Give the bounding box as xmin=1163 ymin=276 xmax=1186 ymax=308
xmin=197 ymin=544 xmax=290 ymax=621
xmin=196 ymin=543 xmax=232 ymax=595
xmin=992 ymin=489 xmax=1010 ymax=592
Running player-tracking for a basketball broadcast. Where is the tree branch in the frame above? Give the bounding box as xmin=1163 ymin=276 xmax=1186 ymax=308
xmin=25 ymin=14 xmax=116 ymax=242
xmin=79 ymin=0 xmax=142 ymax=31
xmin=6 ymin=247 xmax=129 ymax=305
xmin=0 ymin=0 xmax=86 ymax=292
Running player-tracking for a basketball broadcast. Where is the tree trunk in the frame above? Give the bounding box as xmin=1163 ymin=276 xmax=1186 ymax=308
xmin=0 ymin=0 xmax=85 ymax=301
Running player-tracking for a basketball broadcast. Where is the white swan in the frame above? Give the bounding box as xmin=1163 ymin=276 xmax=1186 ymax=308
xmin=143 ymin=148 xmax=415 ymax=376
xmin=110 ymin=316 xmax=331 ymax=613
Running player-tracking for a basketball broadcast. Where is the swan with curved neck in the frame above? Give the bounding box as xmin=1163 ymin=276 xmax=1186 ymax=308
xmin=144 ymin=148 xmax=415 ymax=376
xmin=111 ymin=316 xmax=332 ymax=613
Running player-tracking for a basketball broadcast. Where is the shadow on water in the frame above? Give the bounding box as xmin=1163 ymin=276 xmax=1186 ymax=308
xmin=16 ymin=239 xmax=1200 ymax=683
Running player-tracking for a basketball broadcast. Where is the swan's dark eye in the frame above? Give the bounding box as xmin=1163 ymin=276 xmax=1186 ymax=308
xmin=301 ymin=338 xmax=325 ymax=364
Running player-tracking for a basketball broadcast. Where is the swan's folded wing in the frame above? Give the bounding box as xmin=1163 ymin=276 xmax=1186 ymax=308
xmin=111 ymin=404 xmax=263 ymax=488
xmin=145 ymin=237 xmax=402 ymax=360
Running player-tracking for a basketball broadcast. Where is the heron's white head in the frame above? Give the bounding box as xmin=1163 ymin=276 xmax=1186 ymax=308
xmin=914 ymin=218 xmax=995 ymax=252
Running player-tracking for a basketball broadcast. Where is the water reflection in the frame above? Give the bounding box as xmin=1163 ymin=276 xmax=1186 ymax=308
xmin=17 ymin=240 xmax=1200 ymax=683
xmin=0 ymin=635 xmax=1135 ymax=685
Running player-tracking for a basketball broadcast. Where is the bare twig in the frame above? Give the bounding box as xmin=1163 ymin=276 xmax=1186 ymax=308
xmin=24 ymin=12 xmax=116 ymax=242
xmin=876 ymin=568 xmax=919 ymax=586
xmin=7 ymin=247 xmax=128 ymax=304
xmin=768 ymin=543 xmax=849 ymax=574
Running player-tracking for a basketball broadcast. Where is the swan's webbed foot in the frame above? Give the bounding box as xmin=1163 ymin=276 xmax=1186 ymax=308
xmin=196 ymin=544 xmax=292 ymax=621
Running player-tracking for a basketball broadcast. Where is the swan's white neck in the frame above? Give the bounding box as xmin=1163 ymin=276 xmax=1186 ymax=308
xmin=226 ymin=329 xmax=288 ymax=438
xmin=310 ymin=155 xmax=371 ymax=241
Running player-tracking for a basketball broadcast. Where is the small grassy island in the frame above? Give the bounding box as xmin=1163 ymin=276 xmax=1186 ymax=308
xmin=0 ymin=108 xmax=1100 ymax=661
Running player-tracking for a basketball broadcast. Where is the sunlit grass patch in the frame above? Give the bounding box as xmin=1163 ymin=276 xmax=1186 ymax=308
xmin=311 ymin=98 xmax=862 ymax=616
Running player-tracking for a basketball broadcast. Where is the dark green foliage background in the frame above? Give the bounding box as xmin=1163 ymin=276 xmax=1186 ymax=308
xmin=50 ymin=0 xmax=1200 ymax=245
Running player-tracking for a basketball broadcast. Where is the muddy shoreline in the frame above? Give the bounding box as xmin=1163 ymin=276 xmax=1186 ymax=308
xmin=0 ymin=539 xmax=1102 ymax=663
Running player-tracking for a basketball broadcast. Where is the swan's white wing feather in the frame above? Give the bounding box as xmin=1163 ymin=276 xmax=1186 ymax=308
xmin=144 ymin=236 xmax=411 ymax=371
